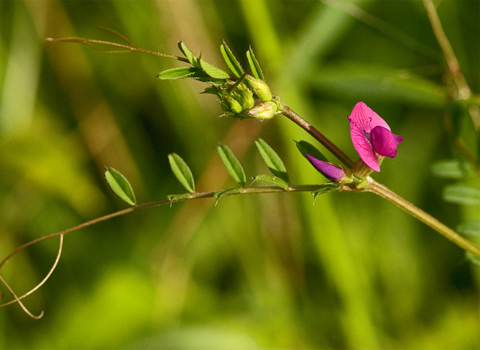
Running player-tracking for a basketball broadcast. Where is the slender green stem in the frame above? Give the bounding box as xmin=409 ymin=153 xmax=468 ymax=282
xmin=367 ymin=177 xmax=480 ymax=258
xmin=423 ymin=0 xmax=470 ymax=100
xmin=280 ymin=103 xmax=354 ymax=168
xmin=0 ymin=184 xmax=334 ymax=274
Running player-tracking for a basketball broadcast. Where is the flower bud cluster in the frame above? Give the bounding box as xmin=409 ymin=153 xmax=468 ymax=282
xmin=208 ymin=75 xmax=278 ymax=120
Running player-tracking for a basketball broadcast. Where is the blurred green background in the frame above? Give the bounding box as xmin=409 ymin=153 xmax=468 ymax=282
xmin=0 ymin=0 xmax=479 ymax=349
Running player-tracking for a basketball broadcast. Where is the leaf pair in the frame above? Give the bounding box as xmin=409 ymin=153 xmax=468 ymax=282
xmin=220 ymin=42 xmax=265 ymax=81
xmin=158 ymin=40 xmax=266 ymax=84
xmin=217 ymin=139 xmax=289 ymax=189
xmin=157 ymin=41 xmax=230 ymax=83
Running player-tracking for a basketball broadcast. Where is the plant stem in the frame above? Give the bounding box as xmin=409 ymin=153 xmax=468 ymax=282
xmin=423 ymin=0 xmax=471 ymax=100
xmin=280 ymin=103 xmax=355 ymax=168
xmin=0 ymin=184 xmax=333 ymax=273
xmin=367 ymin=177 xmax=480 ymax=258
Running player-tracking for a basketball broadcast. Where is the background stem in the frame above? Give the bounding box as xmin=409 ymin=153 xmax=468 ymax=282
xmin=368 ymin=177 xmax=480 ymax=258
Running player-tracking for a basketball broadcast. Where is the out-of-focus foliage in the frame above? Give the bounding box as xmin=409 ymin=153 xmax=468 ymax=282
xmin=0 ymin=0 xmax=478 ymax=349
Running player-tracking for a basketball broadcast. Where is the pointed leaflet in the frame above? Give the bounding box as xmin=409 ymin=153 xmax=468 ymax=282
xmin=251 ymin=174 xmax=289 ymax=189
xmin=295 ymin=140 xmax=328 ymax=163
xmin=178 ymin=40 xmax=200 ymax=68
xmin=157 ymin=67 xmax=199 ymax=80
xmin=105 ymin=168 xmax=136 ymax=205
xmin=443 ymin=184 xmax=480 ymax=205
xmin=157 ymin=67 xmax=220 ymax=82
xmin=312 ymin=183 xmax=340 ymax=204
xmin=221 ymin=42 xmax=244 ymax=78
xmin=217 ymin=144 xmax=246 ymax=186
xmin=255 ymin=138 xmax=289 ymax=183
xmin=247 ymin=47 xmax=265 ymax=81
xmin=431 ymin=159 xmax=474 ymax=179
xmin=457 ymin=221 xmax=480 ymax=237
xmin=199 ymin=57 xmax=231 ymax=80
xmin=214 ymin=188 xmax=243 ymax=205
xmin=466 ymin=252 xmax=480 ymax=266
xmin=168 ymin=153 xmax=195 ymax=193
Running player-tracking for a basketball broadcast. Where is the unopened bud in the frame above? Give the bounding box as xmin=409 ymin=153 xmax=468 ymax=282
xmin=228 ymin=98 xmax=243 ymax=114
xmin=237 ymin=88 xmax=255 ymax=110
xmin=246 ymin=76 xmax=272 ymax=102
xmin=247 ymin=101 xmax=278 ymax=120
xmin=306 ymin=154 xmax=346 ymax=182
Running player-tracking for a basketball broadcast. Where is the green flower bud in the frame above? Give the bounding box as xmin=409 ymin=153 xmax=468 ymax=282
xmin=228 ymin=98 xmax=243 ymax=114
xmin=247 ymin=101 xmax=278 ymax=120
xmin=246 ymin=75 xmax=272 ymax=102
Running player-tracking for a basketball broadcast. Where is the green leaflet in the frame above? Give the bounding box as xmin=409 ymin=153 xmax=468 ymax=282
xmin=247 ymin=48 xmax=265 ymax=81
xmin=431 ymin=159 xmax=475 ymax=179
xmin=443 ymin=184 xmax=480 ymax=205
xmin=457 ymin=221 xmax=480 ymax=237
xmin=199 ymin=57 xmax=231 ymax=80
xmin=104 ymin=167 xmax=136 ymax=206
xmin=167 ymin=193 xmax=192 ymax=207
xmin=295 ymin=140 xmax=328 ymax=163
xmin=214 ymin=188 xmax=243 ymax=206
xmin=157 ymin=67 xmax=225 ymax=83
xmin=221 ymin=42 xmax=244 ymax=78
xmin=466 ymin=252 xmax=480 ymax=266
xmin=157 ymin=67 xmax=199 ymax=80
xmin=251 ymin=174 xmax=289 ymax=189
xmin=255 ymin=138 xmax=289 ymax=183
xmin=217 ymin=144 xmax=246 ymax=186
xmin=312 ymin=183 xmax=340 ymax=203
xmin=168 ymin=153 xmax=195 ymax=193
xmin=178 ymin=41 xmax=200 ymax=68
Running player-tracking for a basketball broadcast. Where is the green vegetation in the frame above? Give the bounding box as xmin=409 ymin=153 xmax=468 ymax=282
xmin=0 ymin=1 xmax=478 ymax=349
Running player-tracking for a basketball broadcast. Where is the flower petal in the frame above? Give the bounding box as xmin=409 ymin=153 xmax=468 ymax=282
xmin=306 ymin=154 xmax=345 ymax=181
xmin=348 ymin=101 xmax=390 ymax=134
xmin=370 ymin=126 xmax=399 ymax=158
xmin=350 ymin=126 xmax=380 ymax=172
xmin=394 ymin=134 xmax=404 ymax=144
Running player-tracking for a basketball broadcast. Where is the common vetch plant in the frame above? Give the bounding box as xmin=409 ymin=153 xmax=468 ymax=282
xmin=1 ymin=3 xmax=480 ymax=319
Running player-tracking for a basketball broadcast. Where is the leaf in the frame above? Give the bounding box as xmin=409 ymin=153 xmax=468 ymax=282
xmin=251 ymin=174 xmax=289 ymax=189
xmin=443 ymin=184 xmax=480 ymax=205
xmin=457 ymin=221 xmax=480 ymax=237
xmin=465 ymin=253 xmax=480 ymax=267
xmin=217 ymin=144 xmax=246 ymax=186
xmin=431 ymin=159 xmax=474 ymax=179
xmin=255 ymin=138 xmax=289 ymax=183
xmin=247 ymin=47 xmax=265 ymax=81
xmin=221 ymin=42 xmax=244 ymax=78
xmin=178 ymin=41 xmax=200 ymax=68
xmin=310 ymin=62 xmax=445 ymax=108
xmin=104 ymin=168 xmax=136 ymax=205
xmin=167 ymin=193 xmax=192 ymax=207
xmin=157 ymin=67 xmax=224 ymax=83
xmin=168 ymin=153 xmax=195 ymax=193
xmin=214 ymin=188 xmax=243 ymax=205
xmin=157 ymin=67 xmax=199 ymax=80
xmin=199 ymin=57 xmax=231 ymax=80
xmin=295 ymin=140 xmax=328 ymax=162
xmin=312 ymin=183 xmax=340 ymax=204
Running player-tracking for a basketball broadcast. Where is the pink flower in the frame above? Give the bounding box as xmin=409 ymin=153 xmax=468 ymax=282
xmin=306 ymin=154 xmax=345 ymax=181
xmin=348 ymin=102 xmax=403 ymax=172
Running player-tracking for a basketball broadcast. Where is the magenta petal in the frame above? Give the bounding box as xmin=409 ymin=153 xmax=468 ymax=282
xmin=306 ymin=154 xmax=345 ymax=181
xmin=370 ymin=126 xmax=399 ymax=158
xmin=394 ymin=134 xmax=404 ymax=144
xmin=350 ymin=127 xmax=380 ymax=172
xmin=348 ymin=101 xmax=391 ymax=133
